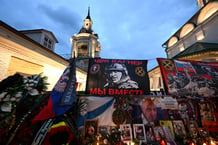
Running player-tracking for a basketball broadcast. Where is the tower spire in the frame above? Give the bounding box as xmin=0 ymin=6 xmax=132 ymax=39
xmin=86 ymin=6 xmax=91 ymax=20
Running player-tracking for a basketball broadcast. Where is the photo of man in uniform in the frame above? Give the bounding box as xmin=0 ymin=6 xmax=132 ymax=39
xmin=104 ymin=63 xmax=139 ymax=89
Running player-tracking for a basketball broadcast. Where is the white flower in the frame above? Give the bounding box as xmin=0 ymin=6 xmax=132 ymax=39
xmin=3 ymin=94 xmax=11 ymax=101
xmin=15 ymin=92 xmax=23 ymax=98
xmin=0 ymin=92 xmax=7 ymax=99
xmin=29 ymin=89 xmax=39 ymax=96
xmin=10 ymin=97 xmax=16 ymax=101
xmin=1 ymin=102 xmax=12 ymax=112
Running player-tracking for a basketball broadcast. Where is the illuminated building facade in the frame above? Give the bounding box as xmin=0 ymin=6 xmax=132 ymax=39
xmin=149 ymin=0 xmax=218 ymax=91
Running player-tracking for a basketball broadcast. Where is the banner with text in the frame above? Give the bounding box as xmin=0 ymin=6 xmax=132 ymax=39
xmin=157 ymin=58 xmax=218 ymax=98
xmin=86 ymin=58 xmax=150 ymax=96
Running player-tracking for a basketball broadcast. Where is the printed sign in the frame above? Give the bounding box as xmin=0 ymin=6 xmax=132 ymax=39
xmin=157 ymin=58 xmax=218 ymax=98
xmin=86 ymin=58 xmax=150 ymax=96
xmin=160 ymin=96 xmax=178 ymax=110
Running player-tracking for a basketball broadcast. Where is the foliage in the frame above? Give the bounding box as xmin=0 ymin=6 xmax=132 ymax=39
xmin=0 ymin=73 xmax=49 ymax=144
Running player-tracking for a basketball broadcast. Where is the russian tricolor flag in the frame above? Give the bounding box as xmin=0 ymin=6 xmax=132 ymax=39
xmin=33 ymin=59 xmax=77 ymax=121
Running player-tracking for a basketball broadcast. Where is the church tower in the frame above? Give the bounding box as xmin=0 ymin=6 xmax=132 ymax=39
xmin=71 ymin=7 xmax=101 ymax=59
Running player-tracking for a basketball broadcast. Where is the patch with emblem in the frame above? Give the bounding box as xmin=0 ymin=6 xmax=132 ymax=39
xmin=135 ymin=67 xmax=145 ymax=77
xmin=90 ymin=64 xmax=100 ymax=74
xmin=112 ymin=109 xmax=126 ymax=125
xmin=161 ymin=59 xmax=175 ymax=71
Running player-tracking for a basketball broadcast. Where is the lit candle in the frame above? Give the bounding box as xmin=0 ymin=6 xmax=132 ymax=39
xmin=130 ymin=141 xmax=135 ymax=145
xmin=160 ymin=139 xmax=166 ymax=145
xmin=210 ymin=140 xmax=215 ymax=145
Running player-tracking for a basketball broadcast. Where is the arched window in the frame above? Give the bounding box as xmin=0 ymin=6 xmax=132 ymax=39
xmin=78 ymin=45 xmax=88 ymax=57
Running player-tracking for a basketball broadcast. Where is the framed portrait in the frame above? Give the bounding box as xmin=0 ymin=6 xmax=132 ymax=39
xmin=172 ymin=120 xmax=186 ymax=137
xmin=133 ymin=124 xmax=146 ymax=141
xmin=152 ymin=126 xmax=166 ymax=141
xmin=198 ymin=128 xmax=209 ymax=138
xmin=162 ymin=126 xmax=174 ymax=142
xmin=166 ymin=99 xmax=198 ymax=126
xmin=159 ymin=120 xmax=175 ymax=139
xmin=83 ymin=119 xmax=99 ymax=140
xmin=120 ymin=124 xmax=132 ymax=141
xmin=188 ymin=120 xmax=199 ymax=139
xmin=99 ymin=125 xmax=111 ymax=135
xmin=144 ymin=125 xmax=156 ymax=143
xmin=198 ymin=102 xmax=215 ymax=121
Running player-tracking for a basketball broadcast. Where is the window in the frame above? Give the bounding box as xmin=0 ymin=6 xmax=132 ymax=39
xmin=78 ymin=45 xmax=88 ymax=57
xmin=43 ymin=36 xmax=53 ymax=50
xmin=158 ymin=77 xmax=162 ymax=88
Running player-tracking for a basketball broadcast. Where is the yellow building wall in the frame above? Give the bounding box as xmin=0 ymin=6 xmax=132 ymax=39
xmin=0 ymin=26 xmax=69 ymax=91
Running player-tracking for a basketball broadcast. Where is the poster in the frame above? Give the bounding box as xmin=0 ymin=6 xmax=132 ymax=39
xmin=157 ymin=58 xmax=218 ymax=98
xmin=166 ymin=99 xmax=199 ymax=126
xmin=129 ymin=96 xmax=167 ymax=125
xmin=86 ymin=58 xmax=150 ymax=96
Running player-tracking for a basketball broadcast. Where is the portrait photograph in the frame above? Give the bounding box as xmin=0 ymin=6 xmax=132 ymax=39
xmin=83 ymin=119 xmax=99 ymax=140
xmin=199 ymin=102 xmax=215 ymax=121
xmin=188 ymin=120 xmax=199 ymax=139
xmin=166 ymin=100 xmax=198 ymax=126
xmin=172 ymin=120 xmax=186 ymax=137
xmin=144 ymin=125 xmax=156 ymax=143
xmin=120 ymin=124 xmax=132 ymax=141
xmin=152 ymin=126 xmax=166 ymax=141
xmin=130 ymin=97 xmax=168 ymax=126
xmin=86 ymin=58 xmax=150 ymax=96
xmin=133 ymin=124 xmax=146 ymax=141
xmin=99 ymin=125 xmax=111 ymax=135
